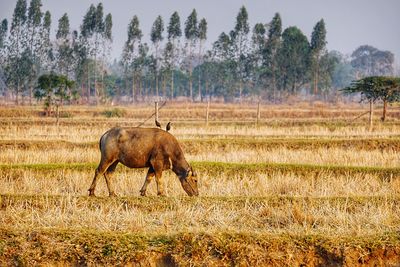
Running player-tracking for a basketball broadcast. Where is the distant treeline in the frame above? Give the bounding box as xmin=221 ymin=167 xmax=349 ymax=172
xmin=0 ymin=0 xmax=396 ymax=104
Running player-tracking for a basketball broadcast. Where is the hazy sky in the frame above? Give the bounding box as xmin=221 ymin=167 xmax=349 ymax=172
xmin=1 ymin=0 xmax=399 ymax=64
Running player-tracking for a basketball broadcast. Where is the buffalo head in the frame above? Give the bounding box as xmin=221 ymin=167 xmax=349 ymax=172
xmin=179 ymin=166 xmax=199 ymax=196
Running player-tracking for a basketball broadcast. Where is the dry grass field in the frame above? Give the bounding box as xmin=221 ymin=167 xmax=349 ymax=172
xmin=0 ymin=102 xmax=400 ymax=266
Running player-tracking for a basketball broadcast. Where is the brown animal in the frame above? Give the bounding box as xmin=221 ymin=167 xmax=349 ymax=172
xmin=88 ymin=127 xmax=198 ymax=197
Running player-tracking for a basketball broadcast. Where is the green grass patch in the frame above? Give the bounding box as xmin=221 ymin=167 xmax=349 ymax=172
xmin=1 ymin=161 xmax=399 ymax=180
xmin=2 ymin=137 xmax=400 ymax=152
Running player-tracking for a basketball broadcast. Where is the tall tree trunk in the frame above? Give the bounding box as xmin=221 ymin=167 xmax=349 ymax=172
xmin=369 ymin=100 xmax=374 ymax=131
xmin=170 ymin=71 xmax=174 ymax=99
xmin=272 ymin=65 xmax=276 ymax=103
xmin=382 ymin=99 xmax=387 ymax=122
xmin=155 ymin=72 xmax=159 ymax=98
xmin=101 ymin=60 xmax=104 ymax=103
xmin=132 ymin=71 xmax=135 ymax=103
xmin=198 ymin=41 xmax=203 ymax=102
xmin=313 ymin=55 xmax=320 ymax=95
xmin=155 ymin=44 xmax=159 ymax=99
xmin=188 ymin=41 xmax=193 ymax=101
xmin=16 ymin=82 xmax=19 ymax=105
xmin=29 ymin=86 xmax=33 ymax=105
xmin=162 ymin=75 xmax=166 ymax=97
xmin=189 ymin=70 xmax=193 ymax=100
xmin=87 ymin=63 xmax=90 ymax=104
xmin=94 ymin=53 xmax=98 ymax=105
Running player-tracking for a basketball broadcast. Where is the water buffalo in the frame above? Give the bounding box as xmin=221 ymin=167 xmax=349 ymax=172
xmin=88 ymin=127 xmax=198 ymax=197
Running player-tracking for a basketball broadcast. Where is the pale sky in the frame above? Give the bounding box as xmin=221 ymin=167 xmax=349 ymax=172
xmin=1 ymin=0 xmax=399 ymax=64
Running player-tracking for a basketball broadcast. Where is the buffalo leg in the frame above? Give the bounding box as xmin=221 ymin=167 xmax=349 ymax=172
xmin=104 ymin=161 xmax=118 ymax=197
xmin=154 ymin=170 xmax=165 ymax=196
xmin=88 ymin=159 xmax=115 ymax=196
xmin=140 ymin=167 xmax=155 ymax=196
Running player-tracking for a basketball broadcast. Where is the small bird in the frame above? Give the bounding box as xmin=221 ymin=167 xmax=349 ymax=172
xmin=166 ymin=122 xmax=171 ymax=132
xmin=155 ymin=120 xmax=161 ymax=128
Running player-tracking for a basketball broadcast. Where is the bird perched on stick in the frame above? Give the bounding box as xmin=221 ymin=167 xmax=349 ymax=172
xmin=155 ymin=120 xmax=161 ymax=128
xmin=166 ymin=122 xmax=171 ymax=132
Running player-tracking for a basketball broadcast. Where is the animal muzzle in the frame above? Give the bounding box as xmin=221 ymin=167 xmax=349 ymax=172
xmin=180 ymin=178 xmax=199 ymax=196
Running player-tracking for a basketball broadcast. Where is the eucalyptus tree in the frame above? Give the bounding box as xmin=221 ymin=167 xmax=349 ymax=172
xmin=232 ymin=6 xmax=249 ymax=101
xmin=0 ymin=19 xmax=8 ymax=96
xmin=92 ymin=3 xmax=104 ymax=104
xmin=197 ymin=18 xmax=207 ymax=101
xmin=250 ymin=23 xmax=266 ymax=95
xmin=167 ymin=11 xmax=182 ymax=98
xmin=310 ymin=19 xmax=327 ymax=95
xmin=55 ymin=13 xmax=72 ymax=76
xmin=80 ymin=3 xmax=106 ymax=104
xmin=211 ymin=32 xmax=236 ymax=98
xmin=122 ymin=15 xmax=142 ymax=102
xmin=162 ymin=40 xmax=174 ymax=98
xmin=25 ymin=0 xmax=44 ymax=104
xmin=101 ymin=13 xmax=112 ymax=98
xmin=184 ymin=9 xmax=198 ymax=100
xmin=80 ymin=4 xmax=96 ymax=102
xmin=263 ymin=13 xmax=282 ymax=101
xmin=6 ymin=0 xmax=28 ymax=104
xmin=277 ymin=26 xmax=310 ymax=94
xmin=0 ymin=19 xmax=8 ymax=62
xmin=150 ymin=15 xmax=164 ymax=98
xmin=39 ymin=11 xmax=52 ymax=72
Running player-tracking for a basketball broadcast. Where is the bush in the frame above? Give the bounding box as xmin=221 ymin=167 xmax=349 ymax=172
xmin=101 ymin=108 xmax=126 ymax=118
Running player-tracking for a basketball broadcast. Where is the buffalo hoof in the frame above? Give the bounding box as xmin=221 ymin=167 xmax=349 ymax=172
xmin=157 ymin=192 xmax=166 ymax=197
xmin=140 ymin=190 xmax=146 ymax=196
xmin=109 ymin=192 xmax=117 ymax=197
xmin=88 ymin=190 xmax=96 ymax=197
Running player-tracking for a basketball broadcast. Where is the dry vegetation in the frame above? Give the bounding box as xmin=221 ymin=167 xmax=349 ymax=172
xmin=0 ymin=102 xmax=400 ymax=265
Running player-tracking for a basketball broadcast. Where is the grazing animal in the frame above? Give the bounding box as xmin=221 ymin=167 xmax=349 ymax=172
xmin=166 ymin=122 xmax=171 ymax=132
xmin=88 ymin=127 xmax=198 ymax=197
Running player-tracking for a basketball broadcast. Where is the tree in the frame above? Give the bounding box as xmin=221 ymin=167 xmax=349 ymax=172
xmin=101 ymin=13 xmax=112 ymax=101
xmin=34 ymin=73 xmax=75 ymax=117
xmin=0 ymin=19 xmax=8 ymax=62
xmin=6 ymin=0 xmax=28 ymax=104
xmin=197 ymin=18 xmax=207 ymax=101
xmin=263 ymin=13 xmax=282 ymax=101
xmin=150 ymin=15 xmax=164 ymax=98
xmin=38 ymin=11 xmax=52 ymax=72
xmin=55 ymin=13 xmax=73 ymax=76
xmin=233 ymin=6 xmax=249 ymax=101
xmin=167 ymin=11 xmax=182 ymax=99
xmin=317 ymin=51 xmax=339 ymax=96
xmin=351 ymin=45 xmax=394 ymax=78
xmin=330 ymin=51 xmax=355 ymax=89
xmin=92 ymin=3 xmax=104 ymax=104
xmin=122 ymin=15 xmax=142 ymax=102
xmin=80 ymin=3 xmax=106 ymax=104
xmin=80 ymin=4 xmax=96 ymax=102
xmin=26 ymin=0 xmax=43 ymax=104
xmin=251 ymin=23 xmax=266 ymax=96
xmin=277 ymin=26 xmax=310 ymax=94
xmin=342 ymin=76 xmax=400 ymax=123
xmin=310 ymin=19 xmax=327 ymax=95
xmin=211 ymin=32 xmax=237 ymax=99
xmin=251 ymin=23 xmax=266 ymax=67
xmin=184 ymin=9 xmax=198 ymax=100
xmin=0 ymin=19 xmax=8 ymax=95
